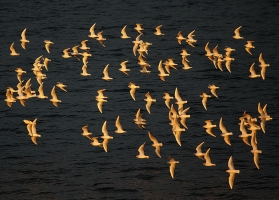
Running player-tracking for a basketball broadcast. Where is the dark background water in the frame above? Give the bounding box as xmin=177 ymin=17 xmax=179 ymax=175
xmin=1 ymin=0 xmax=279 ymax=199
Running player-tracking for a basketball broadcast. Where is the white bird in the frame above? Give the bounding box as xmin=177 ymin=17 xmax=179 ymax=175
xmin=81 ymin=63 xmax=91 ymax=76
xmin=168 ymin=156 xmax=179 ymax=179
xmin=258 ymin=53 xmax=270 ymax=80
xmin=96 ymin=98 xmax=107 ymax=113
xmin=96 ymin=89 xmax=108 ymax=99
xmin=30 ymin=118 xmax=41 ymax=145
xmin=119 ymin=60 xmax=130 ymax=75
xmin=186 ymin=30 xmax=197 ymax=47
xmin=162 ymin=92 xmax=173 ymax=109
xmin=80 ymin=40 xmax=90 ymax=51
xmin=134 ymin=23 xmax=144 ymax=34
xmin=115 ymin=115 xmax=126 ymax=134
xmin=208 ymin=84 xmax=219 ymax=98
xmin=144 ymin=92 xmax=156 ymax=114
xmin=96 ymin=31 xmax=106 ymax=47
xmin=203 ymin=120 xmax=217 ymax=137
xmin=37 ymin=83 xmax=48 ymax=99
xmin=238 ymin=117 xmax=251 ymax=146
xmin=62 ymin=48 xmax=72 ymax=58
xmin=226 ymin=156 xmax=240 ymax=189
xmin=194 ymin=142 xmax=205 ymax=160
xmin=128 ymin=82 xmax=140 ymax=101
xmin=44 ymin=40 xmax=54 ymax=54
xmin=245 ymin=41 xmax=255 ymax=55
xmin=249 ymin=62 xmax=261 ymax=78
xmin=148 ymin=131 xmax=163 ymax=158
xmin=200 ymin=92 xmax=211 ymax=110
xmin=233 ymin=26 xmax=243 ymax=39
xmin=10 ymin=42 xmax=20 ymax=56
xmin=203 ymin=148 xmax=216 ymax=166
xmin=154 ymin=25 xmax=164 ymax=36
xmin=81 ymin=125 xmax=92 ymax=140
xmin=101 ymin=121 xmax=113 ymax=152
xmin=56 ymin=82 xmax=67 ymax=92
xmin=88 ymin=23 xmax=98 ymax=38
xmin=102 ymin=64 xmax=113 ymax=81
xmin=176 ymin=31 xmax=186 ymax=44
xmin=250 ymin=132 xmax=262 ymax=169
xmin=158 ymin=60 xmax=169 ymax=81
xmin=90 ymin=137 xmax=103 ymax=147
xmin=174 ymin=87 xmax=187 ymax=112
xmin=50 ymin=86 xmax=61 ymax=107
xmin=132 ymin=33 xmax=143 ymax=56
xmin=136 ymin=142 xmax=149 ymax=158
xmin=20 ymin=28 xmax=29 ymax=49
xmin=219 ymin=117 xmax=233 ymax=146
xmin=120 ymin=25 xmax=131 ymax=39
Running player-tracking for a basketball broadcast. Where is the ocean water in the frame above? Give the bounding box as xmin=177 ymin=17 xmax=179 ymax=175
xmin=1 ymin=0 xmax=279 ymax=199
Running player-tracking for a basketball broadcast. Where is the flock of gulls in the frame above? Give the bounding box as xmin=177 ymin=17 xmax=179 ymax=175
xmin=5 ymin=24 xmax=272 ymax=189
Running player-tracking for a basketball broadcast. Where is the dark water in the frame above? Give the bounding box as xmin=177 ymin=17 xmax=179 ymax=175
xmin=1 ymin=1 xmax=279 ymax=199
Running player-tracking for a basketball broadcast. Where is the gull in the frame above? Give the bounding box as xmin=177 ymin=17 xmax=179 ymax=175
xmin=81 ymin=52 xmax=92 ymax=65
xmin=168 ymin=156 xmax=179 ymax=179
xmin=35 ymin=71 xmax=47 ymax=85
xmin=162 ymin=92 xmax=173 ymax=109
xmin=245 ymin=41 xmax=255 ymax=55
xmin=24 ymin=85 xmax=36 ymax=99
xmin=71 ymin=45 xmax=82 ymax=60
xmin=172 ymin=120 xmax=185 ymax=146
xmin=219 ymin=117 xmax=233 ymax=146
xmin=249 ymin=62 xmax=261 ymax=78
xmin=258 ymin=103 xmax=272 ymax=133
xmin=119 ymin=60 xmax=130 ymax=75
xmin=5 ymin=88 xmax=16 ymax=107
xmin=226 ymin=156 xmax=240 ymax=189
xmin=81 ymin=64 xmax=91 ymax=76
xmin=134 ymin=108 xmax=146 ymax=129
xmin=81 ymin=125 xmax=93 ymax=140
xmin=37 ymin=83 xmax=48 ymax=99
xmin=250 ymin=131 xmax=262 ymax=169
xmin=217 ymin=56 xmax=224 ymax=71
xmin=90 ymin=137 xmax=103 ymax=147
xmin=88 ymin=23 xmax=98 ymax=39
xmin=154 ymin=25 xmax=164 ymax=36
xmin=203 ymin=120 xmax=217 ymax=137
xmin=180 ymin=49 xmax=191 ymax=61
xmin=102 ymin=64 xmax=113 ymax=81
xmin=23 ymin=119 xmax=33 ymax=136
xmin=115 ymin=115 xmax=126 ymax=134
xmin=16 ymin=85 xmax=27 ymax=106
xmin=20 ymin=28 xmax=29 ymax=49
xmin=15 ymin=68 xmax=26 ymax=82
xmin=148 ymin=131 xmax=163 ymax=158
xmin=158 ymin=60 xmax=169 ymax=81
xmin=62 ymin=48 xmax=72 ymax=58
xmin=43 ymin=57 xmax=51 ymax=71
xmin=128 ymin=82 xmax=140 ymax=101
xmin=208 ymin=84 xmax=219 ymax=98
xmin=239 ymin=117 xmax=251 ymax=146
xmin=96 ymin=31 xmax=106 ymax=47
xmin=203 ymin=148 xmax=216 ymax=166
xmin=30 ymin=118 xmax=41 ymax=145
xmin=182 ymin=58 xmax=192 ymax=70
xmin=136 ymin=142 xmax=149 ymax=158
xmin=132 ymin=33 xmax=143 ymax=56
xmin=96 ymin=98 xmax=107 ymax=113
xmin=101 ymin=121 xmax=113 ymax=152
xmin=233 ymin=26 xmax=243 ymax=39
xmin=134 ymin=23 xmax=144 ymax=34
xmin=224 ymin=46 xmax=236 ymax=53
xmin=212 ymin=45 xmax=222 ymax=58
xmin=80 ymin=40 xmax=90 ymax=51
xmin=186 ymin=30 xmax=197 ymax=47
xmin=44 ymin=40 xmax=54 ymax=54
xmin=164 ymin=58 xmax=177 ymax=74
xmin=96 ymin=89 xmax=108 ymax=99
xmin=10 ymin=42 xmax=20 ymax=56
xmin=144 ymin=92 xmax=156 ymax=114
xmin=176 ymin=31 xmax=186 ymax=44
xmin=194 ymin=142 xmax=205 ymax=160
xmin=175 ymin=87 xmax=187 ymax=112
xmin=56 ymin=82 xmax=67 ymax=92
xmin=200 ymin=92 xmax=211 ymax=110
xmin=120 ymin=25 xmax=131 ymax=39
xmin=138 ymin=54 xmax=150 ymax=67
xmin=258 ymin=53 xmax=270 ymax=80
xmin=204 ymin=42 xmax=214 ymax=61
xmin=223 ymin=56 xmax=234 ymax=73
xmin=179 ymin=107 xmax=190 ymax=129
xmin=50 ymin=86 xmax=61 ymax=107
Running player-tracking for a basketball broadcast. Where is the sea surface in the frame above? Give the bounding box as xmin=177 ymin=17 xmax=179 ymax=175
xmin=1 ymin=1 xmax=279 ymax=199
